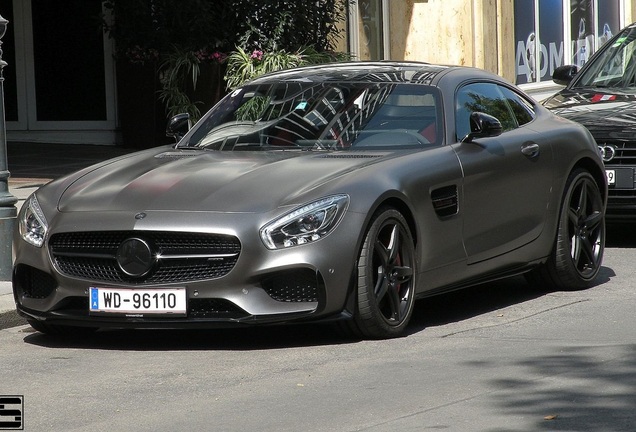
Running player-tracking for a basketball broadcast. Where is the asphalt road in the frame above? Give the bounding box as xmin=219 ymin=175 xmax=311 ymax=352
xmin=0 ymin=227 xmax=635 ymax=431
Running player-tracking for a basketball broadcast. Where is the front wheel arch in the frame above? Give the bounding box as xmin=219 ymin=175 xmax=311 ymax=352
xmin=570 ymin=157 xmax=607 ymax=203
xmin=366 ymin=196 xmax=418 ymax=250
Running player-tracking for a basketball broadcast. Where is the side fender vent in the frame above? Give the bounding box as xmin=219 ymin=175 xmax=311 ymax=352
xmin=431 ymin=185 xmax=458 ymax=218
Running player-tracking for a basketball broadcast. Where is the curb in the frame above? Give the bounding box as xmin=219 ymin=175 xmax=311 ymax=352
xmin=0 ymin=293 xmax=14 ymax=313
xmin=0 ymin=282 xmax=16 ymax=316
xmin=0 ymin=291 xmax=26 ymax=330
xmin=0 ymin=309 xmax=26 ymax=330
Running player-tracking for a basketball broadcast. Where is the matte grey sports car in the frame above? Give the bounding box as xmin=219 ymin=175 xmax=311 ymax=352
xmin=13 ymin=61 xmax=607 ymax=339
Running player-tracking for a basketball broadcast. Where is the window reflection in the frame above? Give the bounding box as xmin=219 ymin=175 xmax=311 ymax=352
xmin=186 ymin=82 xmax=442 ymax=151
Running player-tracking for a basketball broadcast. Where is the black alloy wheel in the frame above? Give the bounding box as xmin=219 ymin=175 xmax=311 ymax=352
xmin=351 ymin=207 xmax=416 ymax=339
xmin=529 ymin=169 xmax=605 ymax=290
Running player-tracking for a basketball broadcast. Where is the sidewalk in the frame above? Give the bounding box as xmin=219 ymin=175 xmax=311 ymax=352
xmin=1 ymin=142 xmax=138 ymax=319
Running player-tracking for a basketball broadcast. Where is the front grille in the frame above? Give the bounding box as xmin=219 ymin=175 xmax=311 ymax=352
xmin=594 ymin=138 xmax=636 ymax=206
xmin=599 ymin=140 xmax=636 ymax=166
xmin=50 ymin=231 xmax=241 ymax=284
xmin=608 ymin=188 xmax=636 ymax=206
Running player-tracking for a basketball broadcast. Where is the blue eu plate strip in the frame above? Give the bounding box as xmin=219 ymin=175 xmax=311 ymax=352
xmin=90 ymin=288 xmax=99 ymax=310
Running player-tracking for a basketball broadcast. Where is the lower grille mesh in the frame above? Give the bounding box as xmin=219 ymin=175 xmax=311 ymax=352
xmin=14 ymin=265 xmax=57 ymax=299
xmin=261 ymin=269 xmax=320 ymax=302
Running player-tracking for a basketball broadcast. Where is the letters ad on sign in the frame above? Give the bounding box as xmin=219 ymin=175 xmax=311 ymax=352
xmin=515 ymin=0 xmax=563 ymax=85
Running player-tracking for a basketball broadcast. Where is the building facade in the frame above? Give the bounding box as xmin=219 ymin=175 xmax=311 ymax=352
xmin=349 ymin=0 xmax=634 ymax=101
xmin=2 ymin=0 xmax=635 ymax=146
xmin=2 ymin=0 xmax=117 ymax=145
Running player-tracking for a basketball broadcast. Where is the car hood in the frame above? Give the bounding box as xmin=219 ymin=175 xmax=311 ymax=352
xmin=543 ymin=88 xmax=636 ymax=138
xmin=55 ymin=148 xmax=388 ymax=213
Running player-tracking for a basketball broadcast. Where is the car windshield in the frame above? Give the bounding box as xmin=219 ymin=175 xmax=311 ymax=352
xmin=575 ymin=26 xmax=636 ymax=89
xmin=180 ymin=82 xmax=442 ymax=151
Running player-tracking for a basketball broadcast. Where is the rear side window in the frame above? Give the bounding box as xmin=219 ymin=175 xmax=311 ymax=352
xmin=455 ymin=82 xmax=535 ymax=140
xmin=499 ymin=86 xmax=535 ymax=126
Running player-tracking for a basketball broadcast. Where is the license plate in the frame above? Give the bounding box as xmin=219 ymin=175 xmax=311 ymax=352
xmin=90 ymin=287 xmax=187 ymax=316
xmin=606 ymin=169 xmax=615 ymax=185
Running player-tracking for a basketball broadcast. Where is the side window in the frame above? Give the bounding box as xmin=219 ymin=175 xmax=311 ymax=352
xmin=499 ymin=86 xmax=535 ymax=126
xmin=579 ymin=37 xmax=636 ymax=87
xmin=455 ymin=82 xmax=517 ymax=141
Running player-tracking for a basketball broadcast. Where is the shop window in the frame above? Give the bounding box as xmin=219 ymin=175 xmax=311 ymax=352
xmin=514 ymin=0 xmax=622 ymax=86
xmin=350 ymin=0 xmax=388 ymax=60
xmin=32 ymin=0 xmax=107 ymax=121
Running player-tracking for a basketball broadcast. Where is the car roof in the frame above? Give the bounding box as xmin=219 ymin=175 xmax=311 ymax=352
xmin=247 ymin=61 xmax=501 ymax=87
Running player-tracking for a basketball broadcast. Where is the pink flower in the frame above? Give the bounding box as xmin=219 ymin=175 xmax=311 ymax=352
xmin=194 ymin=48 xmax=227 ymax=63
xmin=212 ymin=52 xmax=227 ymax=62
xmin=125 ymin=46 xmax=159 ymax=65
xmin=250 ymin=50 xmax=263 ymax=61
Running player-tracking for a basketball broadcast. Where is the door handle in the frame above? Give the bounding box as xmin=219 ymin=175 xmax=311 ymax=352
xmin=521 ymin=142 xmax=540 ymax=158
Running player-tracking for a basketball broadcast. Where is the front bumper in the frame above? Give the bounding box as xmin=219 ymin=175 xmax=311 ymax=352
xmin=12 ymin=208 xmax=366 ymax=329
xmin=13 ymin=264 xmax=333 ymax=329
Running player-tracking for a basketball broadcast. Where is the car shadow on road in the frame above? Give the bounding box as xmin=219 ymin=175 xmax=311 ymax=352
xmin=408 ymin=262 xmax=616 ymax=336
xmin=407 ymin=276 xmax=539 ymax=332
xmin=20 ymin=320 xmax=355 ymax=351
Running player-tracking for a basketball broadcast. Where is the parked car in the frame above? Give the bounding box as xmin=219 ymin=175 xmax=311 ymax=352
xmin=13 ymin=61 xmax=607 ymax=339
xmin=544 ymin=22 xmax=636 ymax=221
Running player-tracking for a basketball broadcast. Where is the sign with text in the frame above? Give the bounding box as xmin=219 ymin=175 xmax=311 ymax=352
xmin=0 ymin=396 xmax=23 ymax=430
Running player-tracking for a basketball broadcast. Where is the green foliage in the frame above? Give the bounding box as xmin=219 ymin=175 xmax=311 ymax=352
xmin=158 ymin=48 xmax=203 ymax=119
xmin=101 ymin=0 xmax=353 ymax=119
xmin=225 ymin=47 xmax=302 ymax=90
xmin=102 ymin=0 xmax=231 ymax=59
xmin=225 ymin=46 xmax=351 ymax=90
xmin=235 ymin=96 xmax=270 ymax=122
xmin=229 ymin=0 xmax=350 ymax=53
xmin=225 ymin=8 xmax=352 ymax=90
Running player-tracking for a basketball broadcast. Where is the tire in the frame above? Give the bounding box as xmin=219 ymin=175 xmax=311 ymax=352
xmin=349 ymin=207 xmax=416 ymax=339
xmin=27 ymin=319 xmax=97 ymax=337
xmin=528 ymin=169 xmax=605 ymax=291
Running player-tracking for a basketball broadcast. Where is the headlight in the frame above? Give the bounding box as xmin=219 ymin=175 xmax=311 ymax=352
xmin=20 ymin=195 xmax=49 ymax=248
xmin=260 ymin=194 xmax=349 ymax=249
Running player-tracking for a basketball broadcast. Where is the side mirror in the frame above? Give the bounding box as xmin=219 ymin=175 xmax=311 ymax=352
xmin=461 ymin=112 xmax=503 ymax=143
xmin=166 ymin=113 xmax=191 ymax=142
xmin=552 ymin=65 xmax=578 ymax=86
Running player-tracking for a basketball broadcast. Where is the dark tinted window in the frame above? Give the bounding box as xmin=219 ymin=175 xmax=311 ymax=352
xmin=499 ymin=86 xmax=535 ymax=126
xmin=455 ymin=82 xmax=534 ymax=140
xmin=575 ymin=27 xmax=636 ymax=88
